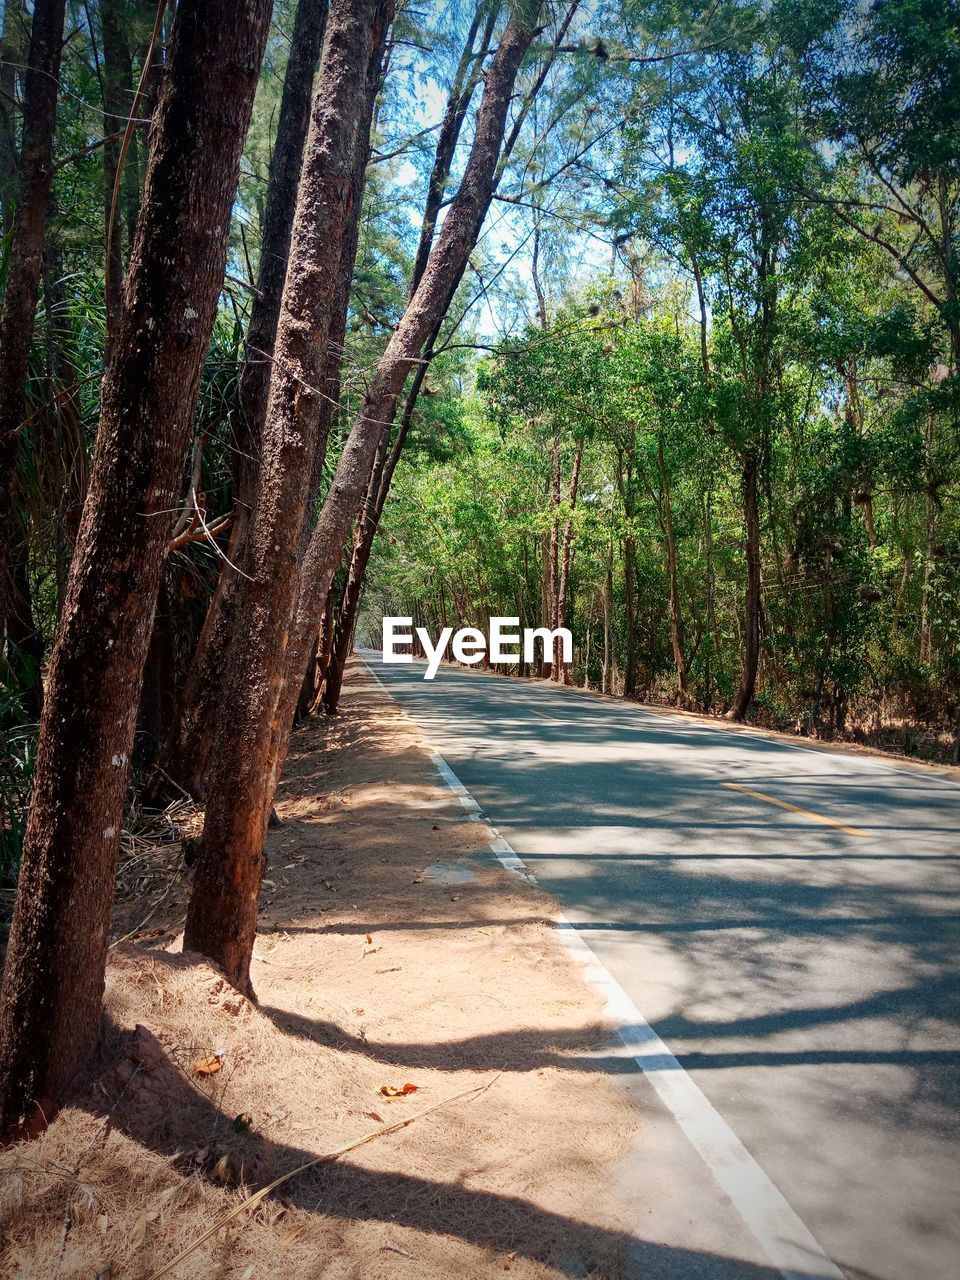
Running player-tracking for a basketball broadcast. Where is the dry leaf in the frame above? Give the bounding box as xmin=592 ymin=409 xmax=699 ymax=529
xmin=379 ymin=1082 xmax=418 ymax=1098
xmin=194 ymin=1054 xmax=223 ymax=1076
xmin=365 ymin=933 xmax=373 ymax=944
xmin=130 ymin=1209 xmax=157 ymax=1248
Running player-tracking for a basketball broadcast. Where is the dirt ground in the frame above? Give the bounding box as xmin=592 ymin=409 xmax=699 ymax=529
xmin=0 ymin=659 xmax=645 ymax=1279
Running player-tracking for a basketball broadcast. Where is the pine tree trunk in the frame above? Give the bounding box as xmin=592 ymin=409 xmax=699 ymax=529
xmin=727 ymin=448 xmax=761 ymax=721
xmin=100 ymin=0 xmax=136 ymax=353
xmin=544 ymin=437 xmax=560 ymax=677
xmin=188 ymin=0 xmax=543 ymax=996
xmin=320 ymin=5 xmax=495 ymax=717
xmin=0 ymin=0 xmax=272 ymax=1142
xmin=0 ymin=0 xmax=67 ymax=647
xmin=322 ymin=362 xmax=425 ymax=714
xmin=602 ymin=539 xmax=612 ymax=695
xmin=657 ymin=434 xmax=688 ymax=704
xmin=162 ymin=0 xmax=328 ymax=798
xmin=553 ymin=437 xmax=582 ymax=683
xmin=283 ymin=0 xmax=542 ymax=728
xmin=183 ymin=0 xmax=394 ymax=991
xmin=624 ymin=533 xmax=637 ymax=698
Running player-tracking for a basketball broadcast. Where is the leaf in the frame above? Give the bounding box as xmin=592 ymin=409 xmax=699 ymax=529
xmin=194 ymin=1054 xmax=223 ymax=1076
xmin=365 ymin=933 xmax=373 ymax=944
xmin=379 ymin=1082 xmax=418 ymax=1098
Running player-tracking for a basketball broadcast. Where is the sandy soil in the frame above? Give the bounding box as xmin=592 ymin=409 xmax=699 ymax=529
xmin=0 ymin=660 xmax=644 ymax=1279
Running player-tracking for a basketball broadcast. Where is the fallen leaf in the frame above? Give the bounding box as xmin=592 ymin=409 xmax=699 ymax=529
xmin=129 ymin=1209 xmax=157 ymax=1247
xmin=379 ymin=1082 xmax=418 ymax=1098
xmin=365 ymin=933 xmax=373 ymax=944
xmin=364 ymin=1111 xmax=384 ymax=1123
xmin=194 ymin=1054 xmax=223 ymax=1076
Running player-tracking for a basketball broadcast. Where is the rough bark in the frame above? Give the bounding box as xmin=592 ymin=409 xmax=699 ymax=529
xmin=164 ymin=0 xmax=328 ymax=798
xmin=0 ymin=0 xmax=272 ymax=1142
xmin=0 ymin=0 xmax=67 ymax=647
xmin=188 ymin=0 xmax=542 ymax=996
xmin=183 ymin=0 xmax=394 ymax=991
xmin=727 ymin=448 xmax=761 ymax=721
xmin=100 ymin=0 xmax=136 ymax=352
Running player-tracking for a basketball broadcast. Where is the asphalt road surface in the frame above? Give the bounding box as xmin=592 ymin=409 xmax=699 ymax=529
xmin=365 ymin=652 xmax=960 ymax=1280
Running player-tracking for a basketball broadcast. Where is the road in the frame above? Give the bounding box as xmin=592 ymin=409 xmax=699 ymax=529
xmin=366 ymin=653 xmax=960 ymax=1280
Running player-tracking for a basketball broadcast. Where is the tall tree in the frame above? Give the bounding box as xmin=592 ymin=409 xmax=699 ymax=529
xmin=320 ymin=2 xmax=499 ymax=714
xmin=99 ymin=0 xmax=137 ymax=353
xmin=0 ymin=0 xmax=68 ymax=647
xmin=164 ymin=0 xmax=329 ymax=798
xmin=0 ymin=0 xmax=273 ymax=1142
xmin=181 ymin=0 xmax=395 ymax=991
xmin=186 ymin=0 xmax=544 ymax=994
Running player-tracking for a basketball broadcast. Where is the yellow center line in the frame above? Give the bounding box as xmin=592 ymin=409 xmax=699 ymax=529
xmin=721 ymin=781 xmax=868 ymax=838
xmin=531 ymin=708 xmax=560 ymax=721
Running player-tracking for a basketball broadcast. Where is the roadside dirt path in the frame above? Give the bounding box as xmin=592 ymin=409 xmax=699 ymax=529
xmin=0 ymin=658 xmax=644 ymax=1279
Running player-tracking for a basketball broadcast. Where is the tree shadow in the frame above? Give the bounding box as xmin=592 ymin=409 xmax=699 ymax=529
xmin=88 ymin=1020 xmax=791 ymax=1279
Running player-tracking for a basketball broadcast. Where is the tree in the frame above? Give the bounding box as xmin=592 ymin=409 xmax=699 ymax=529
xmin=0 ymin=0 xmax=273 ymax=1142
xmin=0 ymin=0 xmax=68 ymax=647
xmin=163 ymin=0 xmax=329 ymax=799
xmin=181 ymin=0 xmax=396 ymax=992
xmin=185 ymin=0 xmax=545 ymax=995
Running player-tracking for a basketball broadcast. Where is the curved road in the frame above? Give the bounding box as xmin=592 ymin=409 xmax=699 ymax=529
xmin=366 ymin=653 xmax=960 ymax=1280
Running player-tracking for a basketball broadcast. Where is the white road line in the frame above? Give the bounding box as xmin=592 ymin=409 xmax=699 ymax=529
xmin=366 ymin=658 xmax=847 ymax=1280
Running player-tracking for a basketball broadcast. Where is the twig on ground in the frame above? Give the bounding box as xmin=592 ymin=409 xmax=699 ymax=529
xmin=146 ymin=1074 xmax=501 ymax=1279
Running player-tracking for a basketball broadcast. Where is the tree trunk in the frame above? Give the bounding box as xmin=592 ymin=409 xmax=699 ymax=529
xmin=100 ymin=0 xmax=136 ymax=354
xmin=544 ymin=436 xmax=560 ymax=677
xmin=0 ymin=0 xmax=67 ymax=648
xmin=553 ymin=437 xmax=583 ymax=683
xmin=0 ymin=1 xmax=28 ymax=234
xmin=624 ymin=533 xmax=637 ymax=698
xmin=4 ymin=533 xmax=43 ymax=718
xmin=322 ymin=358 xmax=427 ymax=714
xmin=602 ymin=539 xmax=612 ymax=694
xmin=188 ymin=0 xmax=543 ymax=996
xmin=183 ymin=0 xmax=394 ymax=991
xmin=727 ymin=448 xmax=761 ymax=721
xmin=163 ymin=0 xmax=328 ymax=797
xmin=657 ymin=434 xmax=688 ymax=704
xmin=0 ymin=0 xmax=272 ymax=1142
xmin=919 ymin=414 xmax=936 ymax=666
xmin=319 ymin=4 xmax=498 ymax=717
